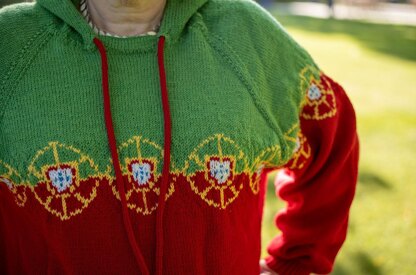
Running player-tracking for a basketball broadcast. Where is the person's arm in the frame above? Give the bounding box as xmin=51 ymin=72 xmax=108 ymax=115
xmin=262 ymin=71 xmax=359 ymax=275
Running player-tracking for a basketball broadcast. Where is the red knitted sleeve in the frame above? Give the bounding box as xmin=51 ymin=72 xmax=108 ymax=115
xmin=263 ymin=72 xmax=359 ymax=275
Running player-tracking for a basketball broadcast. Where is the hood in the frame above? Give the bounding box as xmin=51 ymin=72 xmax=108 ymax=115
xmin=37 ymin=0 xmax=208 ymax=48
xmin=35 ymin=1 xmax=208 ymax=274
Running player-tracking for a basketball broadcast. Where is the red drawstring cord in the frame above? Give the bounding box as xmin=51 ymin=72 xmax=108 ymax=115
xmin=93 ymin=36 xmax=171 ymax=275
xmin=155 ymin=35 xmax=171 ymax=275
xmin=93 ymin=37 xmax=149 ymax=275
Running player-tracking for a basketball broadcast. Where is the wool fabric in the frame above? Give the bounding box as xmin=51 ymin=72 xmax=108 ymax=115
xmin=0 ymin=0 xmax=359 ymax=274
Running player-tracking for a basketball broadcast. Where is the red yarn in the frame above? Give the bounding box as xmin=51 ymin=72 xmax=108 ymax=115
xmin=93 ymin=37 xmax=150 ymax=275
xmin=155 ymin=35 xmax=171 ymax=275
xmin=93 ymin=35 xmax=171 ymax=275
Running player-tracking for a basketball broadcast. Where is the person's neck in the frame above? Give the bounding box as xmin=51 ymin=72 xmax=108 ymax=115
xmin=86 ymin=0 xmax=167 ymax=36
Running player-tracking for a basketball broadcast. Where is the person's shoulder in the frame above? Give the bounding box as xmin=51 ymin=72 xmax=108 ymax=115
xmin=0 ymin=2 xmax=35 ymax=15
xmin=201 ymin=0 xmax=272 ymax=19
xmin=0 ymin=3 xmax=54 ymax=64
xmin=196 ymin=0 xmax=316 ymax=69
xmin=199 ymin=0 xmax=289 ymax=38
xmin=200 ymin=0 xmax=280 ymax=31
xmin=1 ymin=2 xmax=39 ymax=29
xmin=199 ymin=0 xmax=314 ymax=64
xmin=0 ymin=3 xmax=54 ymax=108
xmin=0 ymin=2 xmax=53 ymax=38
xmin=0 ymin=3 xmax=54 ymax=62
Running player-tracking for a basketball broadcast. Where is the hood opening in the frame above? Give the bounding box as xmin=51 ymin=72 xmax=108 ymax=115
xmin=93 ymin=35 xmax=172 ymax=275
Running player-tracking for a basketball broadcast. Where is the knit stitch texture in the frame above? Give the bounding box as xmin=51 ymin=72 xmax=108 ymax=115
xmin=0 ymin=0 xmax=359 ymax=274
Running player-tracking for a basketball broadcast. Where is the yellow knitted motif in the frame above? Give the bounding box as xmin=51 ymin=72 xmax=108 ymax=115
xmin=299 ymin=66 xmax=337 ymax=120
xmin=105 ymin=136 xmax=176 ymax=215
xmin=1 ymin=133 xmax=292 ymax=216
xmin=182 ymin=133 xmax=249 ymax=209
xmin=28 ymin=142 xmax=101 ymax=221
xmin=249 ymin=144 xmax=282 ymax=194
xmin=0 ymin=160 xmax=27 ymax=207
xmin=286 ymin=130 xmax=311 ymax=170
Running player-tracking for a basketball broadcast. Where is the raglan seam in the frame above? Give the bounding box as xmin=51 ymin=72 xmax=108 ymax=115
xmin=189 ymin=16 xmax=293 ymax=164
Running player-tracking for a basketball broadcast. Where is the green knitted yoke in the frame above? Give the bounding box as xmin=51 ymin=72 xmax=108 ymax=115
xmin=0 ymin=0 xmax=318 ymax=184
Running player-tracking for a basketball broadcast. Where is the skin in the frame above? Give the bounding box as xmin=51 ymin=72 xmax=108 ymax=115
xmin=86 ymin=0 xmax=167 ymax=36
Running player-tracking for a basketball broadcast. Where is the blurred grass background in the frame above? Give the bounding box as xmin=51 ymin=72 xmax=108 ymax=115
xmin=261 ymin=14 xmax=416 ymax=275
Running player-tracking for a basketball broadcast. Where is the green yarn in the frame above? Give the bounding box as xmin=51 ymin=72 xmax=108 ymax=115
xmin=0 ymin=0 xmax=318 ymax=185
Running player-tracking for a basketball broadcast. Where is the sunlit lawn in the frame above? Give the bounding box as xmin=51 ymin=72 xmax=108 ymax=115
xmin=261 ymin=14 xmax=416 ymax=275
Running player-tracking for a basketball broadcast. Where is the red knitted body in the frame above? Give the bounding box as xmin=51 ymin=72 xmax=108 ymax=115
xmin=1 ymin=170 xmax=270 ymax=274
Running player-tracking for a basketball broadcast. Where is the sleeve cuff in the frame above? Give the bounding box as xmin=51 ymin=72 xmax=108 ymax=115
xmin=264 ymin=255 xmax=311 ymax=275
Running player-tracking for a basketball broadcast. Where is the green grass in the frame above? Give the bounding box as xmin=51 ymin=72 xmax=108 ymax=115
xmin=261 ymin=15 xmax=416 ymax=275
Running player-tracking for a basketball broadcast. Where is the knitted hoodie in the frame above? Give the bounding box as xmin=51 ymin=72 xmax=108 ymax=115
xmin=0 ymin=0 xmax=359 ymax=274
